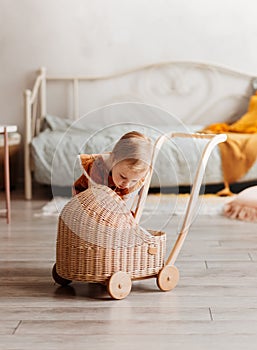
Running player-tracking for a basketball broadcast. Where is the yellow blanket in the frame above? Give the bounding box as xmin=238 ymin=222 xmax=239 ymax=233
xmin=219 ymin=132 xmax=257 ymax=181
xmin=203 ymin=92 xmax=257 ymax=195
xmin=207 ymin=92 xmax=257 ymax=134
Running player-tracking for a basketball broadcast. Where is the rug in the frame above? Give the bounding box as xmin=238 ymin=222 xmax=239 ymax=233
xmin=35 ymin=194 xmax=233 ymax=217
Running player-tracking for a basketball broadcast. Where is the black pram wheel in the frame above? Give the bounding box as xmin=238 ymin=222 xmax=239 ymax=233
xmin=52 ymin=263 xmax=72 ymax=286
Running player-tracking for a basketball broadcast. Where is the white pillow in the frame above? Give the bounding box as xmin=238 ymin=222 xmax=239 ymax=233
xmin=45 ymin=114 xmax=75 ymax=131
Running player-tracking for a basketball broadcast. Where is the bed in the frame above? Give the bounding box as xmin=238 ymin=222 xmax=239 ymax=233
xmin=24 ymin=61 xmax=257 ymax=199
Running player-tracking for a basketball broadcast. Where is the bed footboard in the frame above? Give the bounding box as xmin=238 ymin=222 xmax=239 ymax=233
xmin=24 ymin=67 xmax=46 ymax=200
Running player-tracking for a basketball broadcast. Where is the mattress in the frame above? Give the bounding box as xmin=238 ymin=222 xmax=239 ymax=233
xmin=30 ymin=115 xmax=257 ymax=190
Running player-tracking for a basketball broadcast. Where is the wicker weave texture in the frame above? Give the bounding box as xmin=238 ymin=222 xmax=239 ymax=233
xmin=56 ymin=184 xmax=166 ymax=283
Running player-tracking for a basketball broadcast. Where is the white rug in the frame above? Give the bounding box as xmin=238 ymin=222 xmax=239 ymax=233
xmin=143 ymin=193 xmax=233 ymax=216
xmin=35 ymin=194 xmax=234 ymax=217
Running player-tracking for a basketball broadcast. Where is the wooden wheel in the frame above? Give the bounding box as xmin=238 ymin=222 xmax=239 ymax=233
xmin=52 ymin=263 xmax=72 ymax=286
xmin=107 ymin=271 xmax=132 ymax=300
xmin=157 ymin=265 xmax=179 ymax=292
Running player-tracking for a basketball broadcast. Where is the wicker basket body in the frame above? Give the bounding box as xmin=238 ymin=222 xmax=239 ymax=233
xmin=56 ymin=185 xmax=166 ymax=283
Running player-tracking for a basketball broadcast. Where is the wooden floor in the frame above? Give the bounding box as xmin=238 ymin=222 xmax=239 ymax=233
xmin=1 ymin=187 xmax=257 ymax=350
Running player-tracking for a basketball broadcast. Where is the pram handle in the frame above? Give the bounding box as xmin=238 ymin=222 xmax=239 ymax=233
xmin=134 ymin=132 xmax=227 ymax=247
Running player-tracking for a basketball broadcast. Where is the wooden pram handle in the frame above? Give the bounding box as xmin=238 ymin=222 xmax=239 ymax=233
xmin=134 ymin=132 xmax=227 ymax=226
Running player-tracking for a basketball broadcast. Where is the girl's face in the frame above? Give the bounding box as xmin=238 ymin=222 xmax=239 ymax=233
xmin=111 ymin=160 xmax=147 ymax=190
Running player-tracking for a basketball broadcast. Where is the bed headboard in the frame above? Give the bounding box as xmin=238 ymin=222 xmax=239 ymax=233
xmin=25 ymin=62 xmax=257 ymax=130
xmin=24 ymin=61 xmax=257 ymax=199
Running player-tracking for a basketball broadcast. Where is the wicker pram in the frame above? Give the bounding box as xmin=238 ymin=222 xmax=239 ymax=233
xmin=52 ymin=132 xmax=226 ymax=299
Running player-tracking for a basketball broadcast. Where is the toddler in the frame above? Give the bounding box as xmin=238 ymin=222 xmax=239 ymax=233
xmin=73 ymin=131 xmax=153 ymax=205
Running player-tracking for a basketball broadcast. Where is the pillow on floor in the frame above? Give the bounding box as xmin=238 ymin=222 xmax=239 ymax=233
xmin=224 ymin=186 xmax=257 ymax=222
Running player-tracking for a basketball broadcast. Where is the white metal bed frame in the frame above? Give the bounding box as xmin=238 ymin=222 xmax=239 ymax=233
xmin=24 ymin=62 xmax=257 ymax=200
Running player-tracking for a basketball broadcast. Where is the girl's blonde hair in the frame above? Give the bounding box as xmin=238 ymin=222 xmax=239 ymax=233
xmin=111 ymin=131 xmax=153 ymax=173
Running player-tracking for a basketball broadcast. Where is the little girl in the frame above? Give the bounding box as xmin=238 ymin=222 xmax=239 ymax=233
xmin=73 ymin=131 xmax=153 ymax=205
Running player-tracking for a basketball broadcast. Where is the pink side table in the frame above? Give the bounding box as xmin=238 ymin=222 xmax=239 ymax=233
xmin=0 ymin=125 xmax=17 ymax=224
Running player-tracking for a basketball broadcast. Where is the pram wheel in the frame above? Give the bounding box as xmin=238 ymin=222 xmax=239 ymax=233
xmin=157 ymin=265 xmax=179 ymax=292
xmin=52 ymin=263 xmax=72 ymax=286
xmin=107 ymin=271 xmax=132 ymax=300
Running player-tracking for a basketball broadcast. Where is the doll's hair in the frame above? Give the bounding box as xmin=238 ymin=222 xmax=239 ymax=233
xmin=111 ymin=131 xmax=153 ymax=173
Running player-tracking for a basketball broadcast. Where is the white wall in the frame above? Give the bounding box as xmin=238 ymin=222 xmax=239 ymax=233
xmin=1 ymin=0 xmax=257 ymax=176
